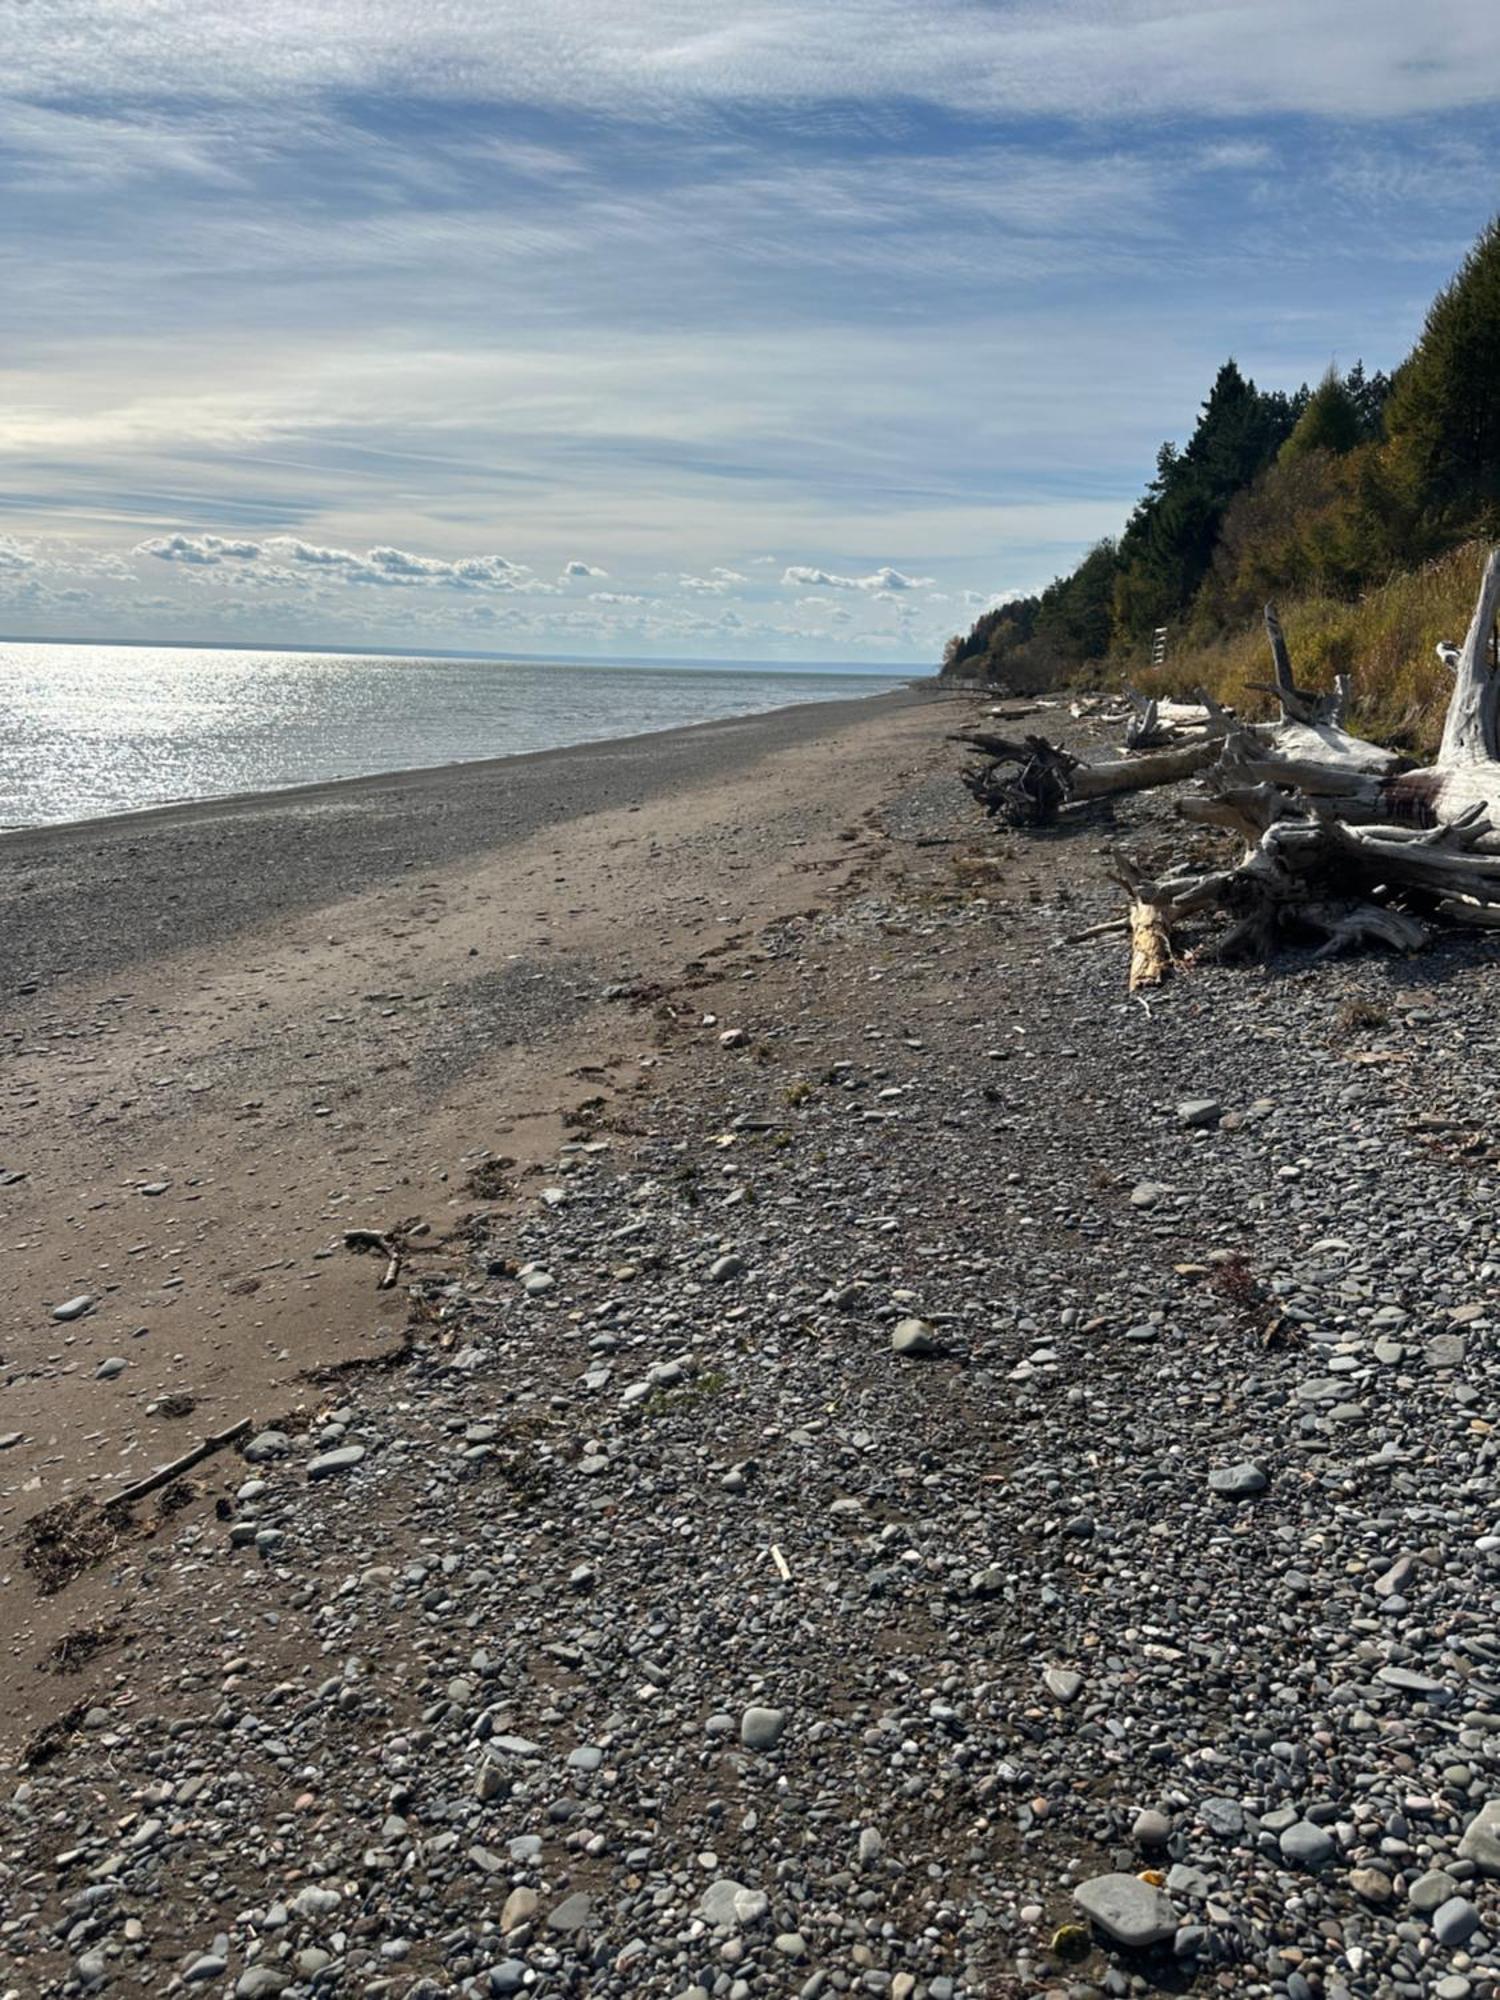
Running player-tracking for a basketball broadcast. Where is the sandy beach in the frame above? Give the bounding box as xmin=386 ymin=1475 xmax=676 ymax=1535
xmin=0 ymin=685 xmax=947 ymax=1630
xmin=9 ymin=687 xmax=1500 ymax=1995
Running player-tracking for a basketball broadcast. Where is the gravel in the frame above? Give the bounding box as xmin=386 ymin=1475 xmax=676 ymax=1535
xmin=10 ymin=736 xmax=1500 ymax=1997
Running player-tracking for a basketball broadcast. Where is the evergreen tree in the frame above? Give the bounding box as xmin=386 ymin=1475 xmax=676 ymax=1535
xmin=1280 ymin=366 xmax=1363 ymax=462
xmin=1111 ymin=360 xmax=1296 ymax=640
xmin=1384 ymin=215 xmax=1500 ymax=529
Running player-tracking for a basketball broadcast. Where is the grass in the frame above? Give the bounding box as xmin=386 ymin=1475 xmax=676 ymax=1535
xmin=1133 ymin=540 xmax=1495 ymax=757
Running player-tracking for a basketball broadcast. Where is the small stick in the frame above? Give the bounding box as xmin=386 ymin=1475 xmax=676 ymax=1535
xmin=107 ymin=1418 xmax=253 ymax=1512
xmin=1062 ymin=918 xmax=1130 ymax=945
xmin=769 ymin=1544 xmax=792 ymax=1582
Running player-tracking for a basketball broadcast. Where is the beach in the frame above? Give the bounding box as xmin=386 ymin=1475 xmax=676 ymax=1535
xmin=9 ymin=687 xmax=1500 ymax=1994
xmin=0 ymin=687 xmax=944 ymax=1605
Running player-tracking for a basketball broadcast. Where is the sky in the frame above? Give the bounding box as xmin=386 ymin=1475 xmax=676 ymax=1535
xmin=2 ymin=2 xmax=1500 ymax=665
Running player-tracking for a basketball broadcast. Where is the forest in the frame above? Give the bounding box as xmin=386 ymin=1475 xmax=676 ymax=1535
xmin=942 ymin=218 xmax=1500 ymax=749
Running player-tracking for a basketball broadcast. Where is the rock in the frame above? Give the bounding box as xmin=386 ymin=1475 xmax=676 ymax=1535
xmin=1073 ymin=1873 xmax=1179 ymax=1947
xmin=1348 ymin=1866 xmax=1392 ymax=1904
xmin=740 ymin=1705 xmax=786 ymax=1751
xmin=546 ymin=1892 xmax=592 ymax=1933
xmin=700 ymin=1879 xmax=750 ymax=1927
xmin=1433 ymin=1896 xmax=1481 ymax=1947
xmin=891 ymin=1317 xmax=940 ymax=1357
xmin=1132 ymin=1809 xmax=1172 ymax=1850
xmin=291 ymin=1886 xmax=341 ymax=1919
xmin=1207 ymin=1462 xmax=1267 ymax=1498
xmin=490 ymin=1962 xmax=528 ymax=1995
xmin=857 ymin=1826 xmax=883 ymax=1870
xmin=307 ymin=1445 xmax=366 ymax=1479
xmin=1175 ymin=1098 xmax=1223 ymax=1128
xmin=1458 ymin=1799 xmax=1500 ymax=1874
xmin=520 ymin=1269 xmax=556 ymax=1296
xmin=709 ymin=1254 xmax=744 ymax=1283
xmin=243 ymin=1430 xmax=291 ymax=1462
xmin=1129 ymin=1182 xmax=1167 ymax=1208
xmin=93 ymin=1357 xmax=126 ymax=1379
xmin=1374 ymin=1554 xmax=1414 ymax=1597
xmin=1377 ymin=1664 xmax=1448 ymax=1698
xmin=1279 ymin=1821 xmax=1335 ymax=1869
xmin=719 ymin=1028 xmax=748 ymax=1048
xmin=236 ymin=1971 xmax=289 ymax=1998
xmin=1410 ymin=1869 xmax=1458 ymax=1911
xmin=501 ymin=1886 xmax=539 ymax=1932
xmin=52 ymin=1294 xmax=94 ymax=1322
xmin=1043 ymin=1666 xmax=1083 ymax=1703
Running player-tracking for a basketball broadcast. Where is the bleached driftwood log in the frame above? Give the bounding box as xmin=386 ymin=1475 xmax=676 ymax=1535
xmin=1249 ymin=604 xmax=1403 ymax=776
xmin=1217 ymin=550 xmax=1500 ymax=830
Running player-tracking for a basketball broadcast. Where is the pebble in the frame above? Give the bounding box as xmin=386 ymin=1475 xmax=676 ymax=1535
xmin=1073 ymin=1873 xmax=1179 ymax=1947
xmin=1280 ymin=1821 xmax=1336 ymax=1869
xmin=890 ymin=1317 xmax=940 ymax=1357
xmin=306 ymin=1444 xmax=366 ymax=1479
xmin=740 ymin=1705 xmax=787 ymax=1751
xmin=1207 ymin=1461 xmax=1267 ymax=1497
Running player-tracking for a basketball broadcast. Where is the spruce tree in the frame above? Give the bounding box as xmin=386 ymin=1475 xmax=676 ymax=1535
xmin=1384 ymin=216 xmax=1500 ymax=528
xmin=1280 ymin=367 xmax=1363 ymax=461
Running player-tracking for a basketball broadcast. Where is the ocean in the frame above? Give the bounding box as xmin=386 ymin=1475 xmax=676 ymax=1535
xmin=0 ymin=642 xmax=909 ymax=830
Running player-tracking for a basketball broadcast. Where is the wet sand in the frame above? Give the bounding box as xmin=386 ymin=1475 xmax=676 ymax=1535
xmin=0 ymin=686 xmax=958 ymax=1576
xmin=1 ymin=686 xmax=928 ymax=1000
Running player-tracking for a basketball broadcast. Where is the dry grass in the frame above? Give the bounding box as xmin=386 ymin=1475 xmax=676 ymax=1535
xmin=1134 ymin=540 xmax=1495 ymax=756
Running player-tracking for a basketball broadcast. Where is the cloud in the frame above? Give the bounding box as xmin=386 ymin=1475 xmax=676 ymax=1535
xmin=135 ymin=531 xmax=262 ymax=564
xmin=134 ymin=531 xmax=538 ymax=591
xmin=8 ymin=3 xmax=1500 ymax=124
xmin=562 ymin=558 xmax=608 ymax=578
xmin=678 ymin=566 xmax=749 ymax=592
xmin=782 ymin=564 xmax=933 ymax=591
xmin=0 ymin=536 xmax=37 ymax=571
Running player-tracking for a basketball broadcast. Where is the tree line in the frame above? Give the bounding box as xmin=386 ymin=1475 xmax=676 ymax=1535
xmin=943 ymin=217 xmax=1500 ymax=689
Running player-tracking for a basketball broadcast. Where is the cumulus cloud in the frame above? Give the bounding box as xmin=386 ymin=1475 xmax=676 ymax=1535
xmin=134 ymin=532 xmax=539 ymax=592
xmin=561 ymin=559 xmax=608 ymax=579
xmin=781 ymin=564 xmax=933 ymax=592
xmin=678 ymin=566 xmax=749 ymax=593
xmin=135 ymin=531 xmax=261 ymax=564
xmin=0 ymin=536 xmax=36 ymax=571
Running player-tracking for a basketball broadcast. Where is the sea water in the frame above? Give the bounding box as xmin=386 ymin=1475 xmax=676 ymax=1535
xmin=0 ymin=643 xmax=908 ymax=829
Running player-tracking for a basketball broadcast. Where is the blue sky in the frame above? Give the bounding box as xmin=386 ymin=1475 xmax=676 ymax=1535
xmin=2 ymin=2 xmax=1499 ymax=663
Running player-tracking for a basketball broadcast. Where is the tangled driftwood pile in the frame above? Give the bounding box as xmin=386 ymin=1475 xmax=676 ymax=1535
xmin=956 ymin=548 xmax=1500 ymax=987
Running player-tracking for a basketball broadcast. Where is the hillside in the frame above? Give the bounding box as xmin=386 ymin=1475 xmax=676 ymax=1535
xmin=943 ymin=217 xmax=1500 ymax=754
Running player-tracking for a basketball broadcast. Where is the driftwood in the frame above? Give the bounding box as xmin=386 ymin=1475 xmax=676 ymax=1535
xmin=343 ymin=1225 xmax=404 ymax=1290
xmin=1248 ymin=604 xmax=1404 ymax=777
xmin=1216 ymin=551 xmax=1500 ymax=830
xmin=955 ymin=729 xmax=1224 ymax=826
xmin=107 ymin=1417 xmax=253 ymax=1511
xmin=956 ymin=614 xmax=1392 ymax=826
